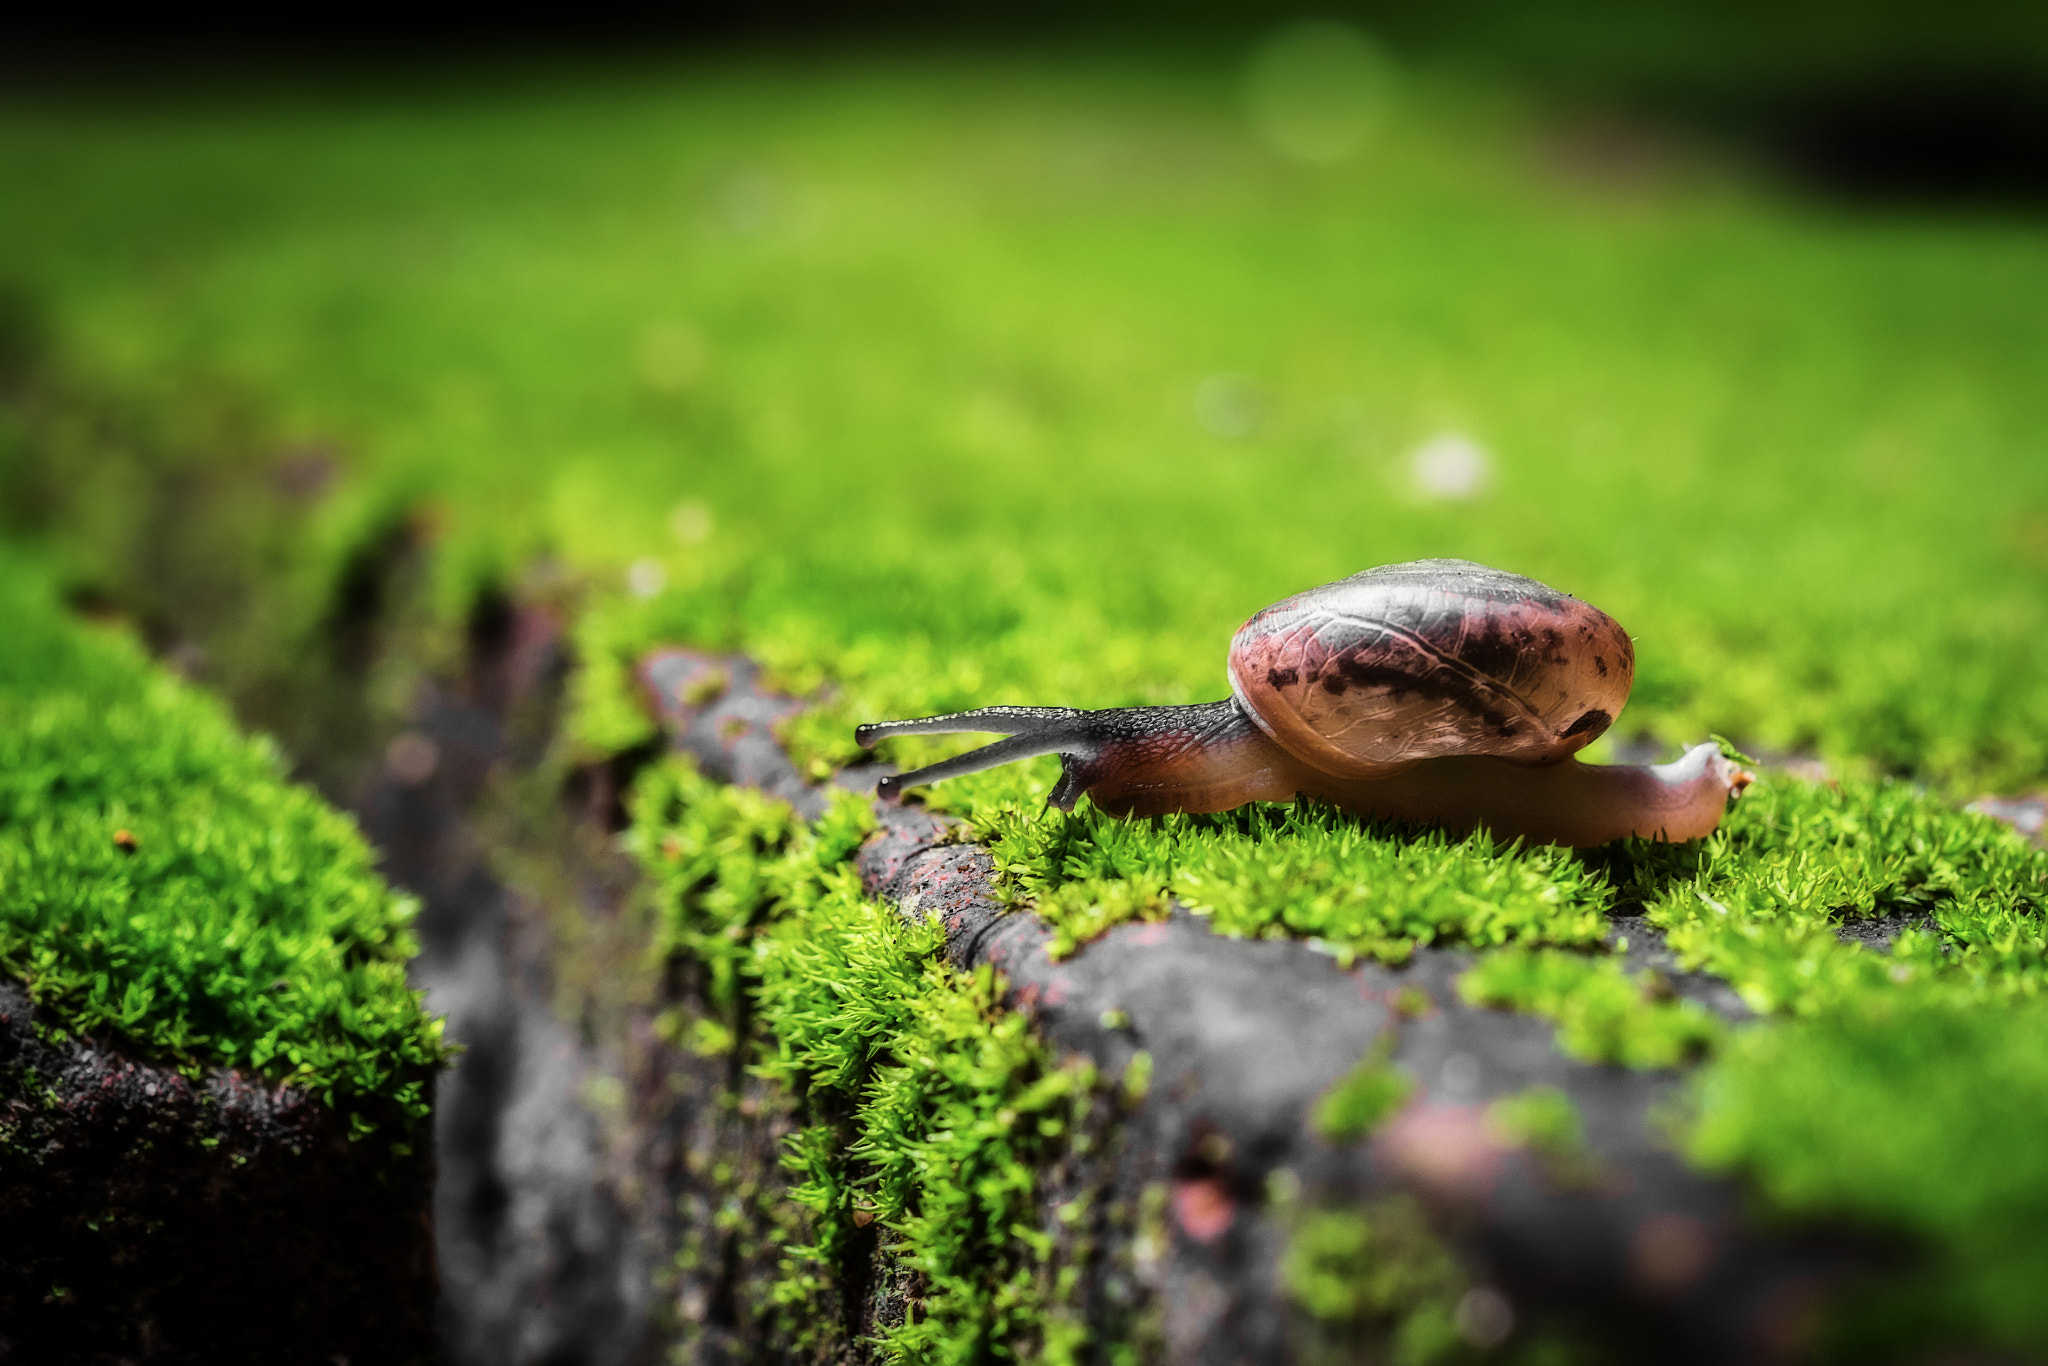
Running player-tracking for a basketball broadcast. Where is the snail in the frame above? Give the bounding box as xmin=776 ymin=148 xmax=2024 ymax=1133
xmin=855 ymin=559 xmax=1753 ymax=847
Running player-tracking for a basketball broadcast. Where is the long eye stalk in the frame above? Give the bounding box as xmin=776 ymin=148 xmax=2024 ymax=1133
xmin=855 ymin=706 xmax=1098 ymax=803
xmin=857 ymin=700 xmax=1306 ymax=813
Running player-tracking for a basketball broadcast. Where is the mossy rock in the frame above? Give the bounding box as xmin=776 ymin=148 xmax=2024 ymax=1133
xmin=635 ymin=646 xmax=2048 ymax=1365
xmin=0 ymin=558 xmax=445 ymax=1360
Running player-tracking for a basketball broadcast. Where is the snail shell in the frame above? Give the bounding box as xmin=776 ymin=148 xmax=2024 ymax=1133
xmin=1227 ymin=559 xmax=1634 ymax=779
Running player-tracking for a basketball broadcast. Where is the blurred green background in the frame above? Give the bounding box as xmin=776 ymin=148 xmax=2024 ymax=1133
xmin=3 ymin=21 xmax=2044 ymax=795
xmin=2 ymin=12 xmax=2047 ymax=1358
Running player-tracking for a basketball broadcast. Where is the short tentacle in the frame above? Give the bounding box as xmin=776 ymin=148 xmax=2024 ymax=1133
xmin=1046 ymin=753 xmax=1096 ymax=811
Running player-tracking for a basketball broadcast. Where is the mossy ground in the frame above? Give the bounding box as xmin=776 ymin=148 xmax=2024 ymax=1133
xmin=2 ymin=37 xmax=2047 ymax=1360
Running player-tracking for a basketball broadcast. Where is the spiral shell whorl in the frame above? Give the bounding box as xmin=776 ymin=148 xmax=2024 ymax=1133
xmin=1226 ymin=559 xmax=1634 ymax=778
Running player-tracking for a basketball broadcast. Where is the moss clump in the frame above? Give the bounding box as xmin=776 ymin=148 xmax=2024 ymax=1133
xmin=1458 ymin=950 xmax=1723 ymax=1069
xmin=1313 ymin=1046 xmax=1415 ymax=1144
xmin=0 ymin=556 xmax=444 ymax=1128
xmin=1481 ymin=1086 xmax=1583 ymax=1158
xmin=1610 ymin=778 xmax=2048 ymax=1354
xmin=978 ymin=799 xmax=1612 ymax=966
xmin=626 ymin=755 xmax=1114 ymax=1363
xmin=1279 ymin=1197 xmax=1465 ymax=1365
xmin=1037 ymin=880 xmax=1172 ymax=961
xmin=628 ymin=713 xmax=2048 ymax=1356
xmin=1630 ymin=775 xmax=2048 ymax=1015
xmin=1483 ymin=1086 xmax=1605 ymax=1190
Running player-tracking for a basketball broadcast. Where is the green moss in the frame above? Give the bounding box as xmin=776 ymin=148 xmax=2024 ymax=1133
xmin=1038 ymin=880 xmax=1172 ymax=962
xmin=1120 ymin=1050 xmax=1153 ymax=1106
xmin=1279 ymin=1198 xmax=1465 ymax=1365
xmin=1482 ymin=1086 xmax=1582 ymax=1157
xmin=1688 ymin=995 xmax=2048 ymax=1353
xmin=1599 ymin=776 xmax=2048 ymax=1353
xmin=979 ymin=799 xmax=1612 ymax=966
xmin=1458 ymin=950 xmax=1723 ymax=1069
xmin=1390 ymin=986 xmax=1435 ymax=1019
xmin=0 ymin=556 xmax=445 ymax=1127
xmin=631 ymin=747 xmax=2048 ymax=1355
xmin=625 ymin=754 xmax=1106 ymax=1363
xmin=1635 ymin=775 xmax=2048 ymax=1013
xmin=1483 ymin=1087 xmax=1605 ymax=1190
xmin=7 ymin=54 xmax=2048 ymax=799
xmin=1313 ymin=1046 xmax=1415 ymax=1144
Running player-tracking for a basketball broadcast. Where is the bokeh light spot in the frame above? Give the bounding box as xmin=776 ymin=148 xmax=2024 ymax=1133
xmin=628 ymin=557 xmax=668 ymax=599
xmin=1244 ymin=21 xmax=1395 ymax=165
xmin=1408 ymin=431 xmax=1492 ymax=500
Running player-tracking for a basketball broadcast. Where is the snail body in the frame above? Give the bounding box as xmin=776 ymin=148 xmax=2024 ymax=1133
xmin=856 ymin=560 xmax=1751 ymax=847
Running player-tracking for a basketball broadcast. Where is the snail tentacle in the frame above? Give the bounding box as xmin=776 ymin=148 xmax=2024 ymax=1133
xmin=874 ymin=731 xmax=1086 ymax=803
xmin=859 ymin=705 xmax=1105 ymax=804
xmin=855 ymin=706 xmax=1089 ymax=749
xmin=861 ymin=701 xmax=1292 ymax=812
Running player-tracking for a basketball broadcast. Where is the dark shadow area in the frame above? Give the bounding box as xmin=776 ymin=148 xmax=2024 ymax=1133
xmin=0 ymin=988 xmax=438 ymax=1364
xmin=1756 ymin=68 xmax=2048 ymax=206
xmin=5 ymin=0 xmax=2048 ymax=216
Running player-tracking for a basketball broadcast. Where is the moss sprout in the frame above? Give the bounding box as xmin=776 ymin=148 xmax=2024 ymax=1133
xmin=1313 ymin=1046 xmax=1416 ymax=1144
xmin=1484 ymin=1087 xmax=1605 ymax=1190
xmin=1458 ymin=950 xmax=1723 ymax=1069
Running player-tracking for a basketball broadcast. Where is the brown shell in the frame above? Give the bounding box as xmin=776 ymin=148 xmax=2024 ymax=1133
xmin=1226 ymin=559 xmax=1634 ymax=779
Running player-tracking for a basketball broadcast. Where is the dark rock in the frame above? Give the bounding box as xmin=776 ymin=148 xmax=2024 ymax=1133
xmin=1830 ymin=910 xmax=1936 ymax=955
xmin=640 ymin=649 xmax=821 ymax=817
xmin=1605 ymin=913 xmax=1754 ymax=1018
xmin=0 ymin=980 xmax=436 ymax=1364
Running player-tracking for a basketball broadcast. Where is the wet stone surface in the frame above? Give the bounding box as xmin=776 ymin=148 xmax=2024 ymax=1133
xmin=1830 ymin=910 xmax=1938 ymax=954
xmin=640 ymin=648 xmax=826 ymax=818
xmin=1603 ymin=913 xmax=1754 ymax=1018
